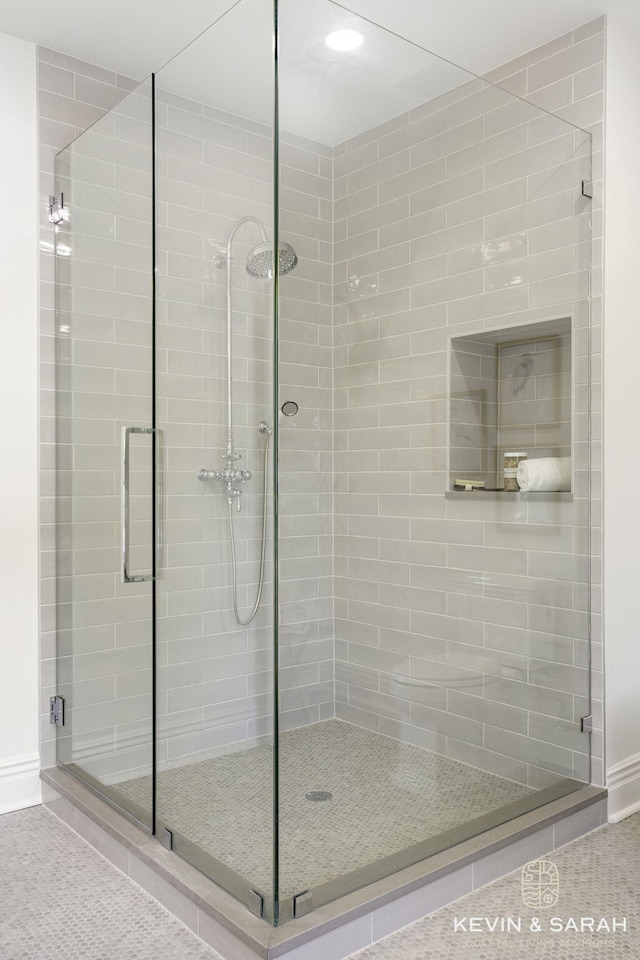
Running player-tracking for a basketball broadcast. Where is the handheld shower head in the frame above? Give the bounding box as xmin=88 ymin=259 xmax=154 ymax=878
xmin=246 ymin=240 xmax=298 ymax=279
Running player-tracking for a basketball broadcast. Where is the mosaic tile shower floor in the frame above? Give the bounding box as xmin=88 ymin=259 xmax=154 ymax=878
xmin=117 ymin=719 xmax=535 ymax=898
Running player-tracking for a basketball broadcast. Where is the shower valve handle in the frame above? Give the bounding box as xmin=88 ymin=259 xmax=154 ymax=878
xmin=197 ymin=466 xmax=252 ymax=490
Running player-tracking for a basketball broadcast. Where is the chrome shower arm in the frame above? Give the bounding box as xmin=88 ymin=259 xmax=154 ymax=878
xmin=225 ymin=215 xmax=268 ymax=262
xmin=223 ymin=216 xmax=268 ymax=457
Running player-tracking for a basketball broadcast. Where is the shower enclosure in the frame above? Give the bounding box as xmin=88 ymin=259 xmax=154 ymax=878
xmin=53 ymin=0 xmax=593 ymax=926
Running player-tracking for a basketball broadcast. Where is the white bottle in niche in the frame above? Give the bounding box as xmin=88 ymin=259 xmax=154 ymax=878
xmin=503 ymin=452 xmax=527 ymax=491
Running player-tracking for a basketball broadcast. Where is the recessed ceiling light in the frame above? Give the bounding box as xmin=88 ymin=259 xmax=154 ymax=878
xmin=325 ymin=30 xmax=364 ymax=52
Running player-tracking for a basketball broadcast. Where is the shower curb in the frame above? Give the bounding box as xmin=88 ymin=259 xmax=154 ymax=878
xmin=40 ymin=767 xmax=606 ymax=960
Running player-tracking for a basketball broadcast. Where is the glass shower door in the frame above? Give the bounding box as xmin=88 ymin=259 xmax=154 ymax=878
xmin=153 ymin=0 xmax=278 ymax=920
xmin=52 ymin=0 xmax=594 ymax=928
xmin=54 ymin=78 xmax=155 ymax=829
xmin=276 ymin=0 xmax=592 ymax=921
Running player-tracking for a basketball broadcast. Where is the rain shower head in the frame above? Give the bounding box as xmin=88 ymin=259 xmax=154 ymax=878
xmin=246 ymin=241 xmax=298 ymax=279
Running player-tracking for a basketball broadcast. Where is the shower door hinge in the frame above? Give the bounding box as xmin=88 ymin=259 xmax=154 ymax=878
xmin=49 ymin=695 xmax=65 ymax=727
xmin=581 ymin=715 xmax=593 ymax=734
xmin=161 ymin=828 xmax=174 ymax=851
xmin=581 ymin=180 xmax=593 ymax=199
xmin=48 ymin=194 xmax=65 ymax=224
xmin=292 ymin=890 xmax=313 ymax=919
xmin=247 ymin=890 xmax=264 ymax=918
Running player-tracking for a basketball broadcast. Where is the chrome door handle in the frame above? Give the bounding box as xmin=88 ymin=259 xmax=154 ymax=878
xmin=121 ymin=426 xmax=154 ymax=583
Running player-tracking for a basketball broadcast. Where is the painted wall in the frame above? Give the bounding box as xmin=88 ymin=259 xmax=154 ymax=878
xmin=603 ymin=17 xmax=640 ymax=821
xmin=0 ymin=31 xmax=40 ymax=813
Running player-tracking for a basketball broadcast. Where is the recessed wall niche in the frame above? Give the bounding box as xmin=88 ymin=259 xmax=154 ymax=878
xmin=447 ymin=317 xmax=572 ymax=494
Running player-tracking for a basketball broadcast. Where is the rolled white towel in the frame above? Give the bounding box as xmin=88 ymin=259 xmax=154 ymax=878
xmin=516 ymin=457 xmax=571 ymax=492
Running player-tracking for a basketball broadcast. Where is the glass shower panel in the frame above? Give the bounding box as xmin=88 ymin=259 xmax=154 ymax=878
xmin=277 ymin=0 xmax=591 ymax=918
xmin=51 ymin=0 xmax=594 ymax=927
xmin=55 ymin=78 xmax=155 ymax=829
xmin=154 ymin=0 xmax=277 ymax=918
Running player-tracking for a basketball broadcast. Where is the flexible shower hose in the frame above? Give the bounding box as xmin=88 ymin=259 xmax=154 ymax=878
xmin=227 ymin=433 xmax=270 ymax=625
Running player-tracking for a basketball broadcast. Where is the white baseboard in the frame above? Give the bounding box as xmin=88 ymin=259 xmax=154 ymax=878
xmin=607 ymin=753 xmax=640 ymax=821
xmin=0 ymin=754 xmax=41 ymax=815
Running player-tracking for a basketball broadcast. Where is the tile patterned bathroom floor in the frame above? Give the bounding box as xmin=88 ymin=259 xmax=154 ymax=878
xmin=349 ymin=810 xmax=640 ymax=960
xmin=0 ymin=805 xmax=220 ymax=960
xmin=116 ymin=719 xmax=535 ymax=898
xmin=1 ymin=799 xmax=638 ymax=960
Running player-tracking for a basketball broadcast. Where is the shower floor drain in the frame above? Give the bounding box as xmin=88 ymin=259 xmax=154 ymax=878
xmin=305 ymin=790 xmax=333 ymax=802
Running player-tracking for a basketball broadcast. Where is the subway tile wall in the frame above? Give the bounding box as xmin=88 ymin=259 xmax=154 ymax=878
xmin=38 ymin=17 xmax=604 ymax=793
xmin=484 ymin=17 xmax=604 ymax=786
xmin=39 ymin=47 xmax=149 ymax=775
xmin=53 ymin=77 xmax=155 ymax=806
xmin=153 ymin=85 xmax=334 ymax=760
xmin=39 ymin=48 xmax=335 ymax=780
xmin=331 ymin=25 xmax=601 ymax=788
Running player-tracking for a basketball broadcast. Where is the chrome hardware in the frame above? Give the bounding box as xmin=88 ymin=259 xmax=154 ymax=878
xmin=292 ymin=890 xmax=313 ymax=918
xmin=48 ymin=194 xmax=65 ymax=224
xmin=247 ymin=890 xmax=264 ymax=918
xmin=198 ymin=421 xmax=268 ymax=507
xmin=156 ymin=428 xmax=164 ymax=571
xmin=161 ymin=828 xmax=173 ymax=850
xmin=49 ymin=695 xmax=65 ymax=727
xmin=581 ymin=715 xmax=593 ymax=733
xmin=581 ymin=180 xmax=593 ymax=199
xmin=197 ymin=460 xmax=252 ymax=507
xmin=281 ymin=401 xmax=298 ymax=417
xmin=121 ymin=426 xmax=154 ymax=583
